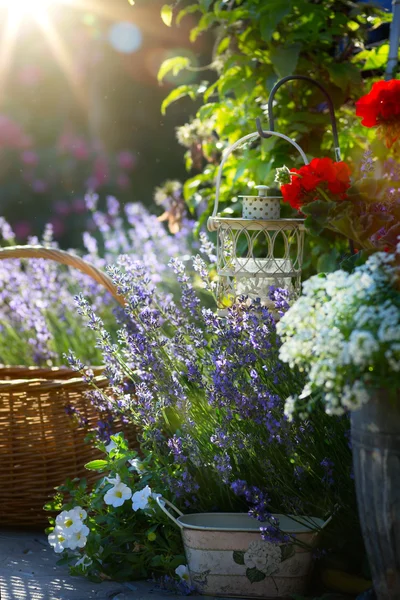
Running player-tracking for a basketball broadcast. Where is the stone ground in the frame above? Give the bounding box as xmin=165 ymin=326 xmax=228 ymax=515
xmin=0 ymin=529 xmax=364 ymax=600
xmin=0 ymin=529 xmax=202 ymax=600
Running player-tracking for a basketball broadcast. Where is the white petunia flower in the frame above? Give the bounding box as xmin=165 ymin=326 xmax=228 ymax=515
xmin=129 ymin=458 xmax=147 ymax=475
xmin=71 ymin=506 xmax=87 ymax=521
xmin=48 ymin=527 xmax=68 ymax=553
xmin=175 ymin=564 xmax=190 ymax=582
xmin=132 ymin=485 xmax=152 ymax=511
xmin=55 ymin=508 xmax=85 ymax=536
xmin=67 ymin=525 xmax=90 ymax=550
xmin=104 ymin=481 xmax=132 ymax=507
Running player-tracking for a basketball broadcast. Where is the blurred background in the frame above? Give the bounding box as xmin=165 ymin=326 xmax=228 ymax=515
xmin=0 ymin=0 xmax=210 ymax=246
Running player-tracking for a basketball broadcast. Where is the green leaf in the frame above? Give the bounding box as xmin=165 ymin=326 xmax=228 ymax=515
xmin=360 ymin=44 xmax=389 ymax=71
xmin=217 ymin=36 xmax=230 ymax=55
xmin=281 ymin=543 xmax=296 ymax=561
xmin=161 ymin=5 xmax=173 ymax=27
xmin=150 ymin=554 xmax=165 ymax=567
xmin=161 ymin=84 xmax=198 ymax=114
xmin=302 ymin=199 xmax=334 ymax=223
xmin=158 ymin=57 xmax=191 ymax=82
xmin=246 ymin=567 xmax=266 ymax=583
xmin=259 ymin=0 xmax=291 ymax=43
xmin=190 ymin=13 xmax=215 ymax=42
xmin=84 ymin=459 xmax=108 ymax=471
xmin=270 ymin=43 xmax=301 ymax=78
xmin=176 ymin=5 xmax=200 ymax=26
xmin=56 ymin=555 xmax=72 ymax=566
xmin=233 ymin=550 xmax=245 ymax=565
xmin=199 ymin=0 xmax=213 ymax=10
xmin=317 ymin=250 xmax=339 ymax=273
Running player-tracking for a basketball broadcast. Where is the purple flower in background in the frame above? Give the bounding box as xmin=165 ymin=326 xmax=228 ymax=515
xmin=321 ymin=458 xmax=335 ymax=486
xmin=260 ymin=524 xmax=290 ymax=545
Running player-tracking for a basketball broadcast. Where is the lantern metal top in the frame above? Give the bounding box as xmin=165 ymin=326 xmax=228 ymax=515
xmin=208 ymin=129 xmax=308 ymax=232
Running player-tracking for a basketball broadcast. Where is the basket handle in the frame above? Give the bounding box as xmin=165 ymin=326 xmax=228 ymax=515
xmin=0 ymin=245 xmax=125 ymax=307
xmin=208 ymin=130 xmax=308 ymax=230
xmin=155 ymin=495 xmax=184 ymax=529
xmin=258 ymin=75 xmax=341 ymax=162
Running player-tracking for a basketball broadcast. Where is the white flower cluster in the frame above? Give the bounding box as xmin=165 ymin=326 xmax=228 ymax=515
xmin=49 ymin=480 xmax=159 ymax=555
xmin=176 ymin=117 xmax=216 ymax=148
xmin=48 ymin=507 xmax=89 ymax=554
xmin=277 ymin=248 xmax=400 ymax=418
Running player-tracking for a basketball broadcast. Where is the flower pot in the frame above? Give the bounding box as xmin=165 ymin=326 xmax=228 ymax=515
xmin=351 ymin=391 xmax=400 ymax=599
xmin=157 ymin=498 xmax=328 ymax=598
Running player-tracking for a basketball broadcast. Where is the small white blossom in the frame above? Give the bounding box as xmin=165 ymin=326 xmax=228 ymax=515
xmin=48 ymin=527 xmax=68 ymax=553
xmin=278 ymin=249 xmax=400 ymax=416
xmin=129 ymin=458 xmax=147 ymax=475
xmin=132 ymin=485 xmax=152 ymax=511
xmin=175 ymin=564 xmax=190 ymax=582
xmin=55 ymin=508 xmax=85 ymax=536
xmin=67 ymin=525 xmax=90 ymax=550
xmin=104 ymin=481 xmax=132 ymax=507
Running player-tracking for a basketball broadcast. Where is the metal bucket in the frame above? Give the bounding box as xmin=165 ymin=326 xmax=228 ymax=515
xmin=157 ymin=497 xmax=330 ymax=598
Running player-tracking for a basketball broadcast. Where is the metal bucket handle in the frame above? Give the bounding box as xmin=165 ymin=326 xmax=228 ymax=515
xmin=209 ymin=130 xmax=308 ymax=231
xmin=156 ymin=495 xmax=184 ymax=529
xmin=156 ymin=495 xmax=334 ymax=533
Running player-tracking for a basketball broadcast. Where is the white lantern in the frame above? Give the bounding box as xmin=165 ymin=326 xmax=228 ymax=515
xmin=207 ymin=130 xmax=307 ymax=311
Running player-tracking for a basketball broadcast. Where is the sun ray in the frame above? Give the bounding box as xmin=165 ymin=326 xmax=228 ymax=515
xmin=33 ymin=8 xmax=88 ymax=107
xmin=0 ymin=9 xmax=22 ymax=105
xmin=63 ymin=0 xmax=135 ymax=22
xmin=63 ymin=0 xmax=170 ymax=41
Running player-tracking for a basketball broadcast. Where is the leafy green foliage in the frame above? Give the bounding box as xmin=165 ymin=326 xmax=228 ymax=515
xmin=46 ymin=434 xmax=185 ymax=582
xmin=159 ymin=0 xmax=390 ymax=275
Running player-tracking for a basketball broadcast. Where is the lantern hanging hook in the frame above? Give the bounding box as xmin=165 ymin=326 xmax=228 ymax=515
xmin=256 ymin=75 xmax=341 ymax=162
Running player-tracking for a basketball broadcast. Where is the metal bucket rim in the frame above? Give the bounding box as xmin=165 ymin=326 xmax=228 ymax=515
xmin=176 ymin=512 xmax=325 ymax=533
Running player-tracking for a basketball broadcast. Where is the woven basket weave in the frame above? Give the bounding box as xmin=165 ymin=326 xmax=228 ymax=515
xmin=0 ymin=246 xmax=130 ymax=527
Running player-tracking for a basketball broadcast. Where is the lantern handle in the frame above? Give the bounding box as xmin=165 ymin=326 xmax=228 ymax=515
xmin=210 ymin=130 xmax=308 ymax=226
xmin=256 ymin=75 xmax=341 ymax=162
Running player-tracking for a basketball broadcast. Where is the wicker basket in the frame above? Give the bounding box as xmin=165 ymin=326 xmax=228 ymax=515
xmin=0 ymin=246 xmax=131 ymax=527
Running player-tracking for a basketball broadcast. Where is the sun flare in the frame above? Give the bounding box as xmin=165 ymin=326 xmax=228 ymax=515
xmin=0 ymin=0 xmax=53 ymax=16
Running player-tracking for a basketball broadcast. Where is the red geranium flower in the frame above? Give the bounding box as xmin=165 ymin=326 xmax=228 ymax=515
xmin=280 ymin=157 xmax=351 ymax=210
xmin=356 ymin=79 xmax=400 ymax=147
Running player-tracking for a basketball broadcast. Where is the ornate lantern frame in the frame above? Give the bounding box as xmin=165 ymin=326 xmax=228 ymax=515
xmin=207 ymin=75 xmax=342 ymax=312
xmin=208 ymin=131 xmax=307 ymax=310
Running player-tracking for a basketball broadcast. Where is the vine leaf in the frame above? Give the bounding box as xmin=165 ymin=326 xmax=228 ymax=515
xmin=246 ymin=567 xmax=266 ymax=583
xmin=161 ymin=4 xmax=173 ymax=27
xmin=158 ymin=57 xmax=191 ymax=83
xmin=270 ymin=43 xmax=301 ymax=78
xmin=281 ymin=544 xmax=295 ymax=561
xmin=233 ymin=551 xmax=245 ymax=565
xmin=84 ymin=459 xmax=108 ymax=471
xmin=161 ymin=84 xmax=198 ymax=114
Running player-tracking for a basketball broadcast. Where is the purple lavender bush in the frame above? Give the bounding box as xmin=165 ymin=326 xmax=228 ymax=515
xmin=48 ymin=252 xmax=359 ymax=582
xmin=0 ymin=194 xmax=192 ymax=366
